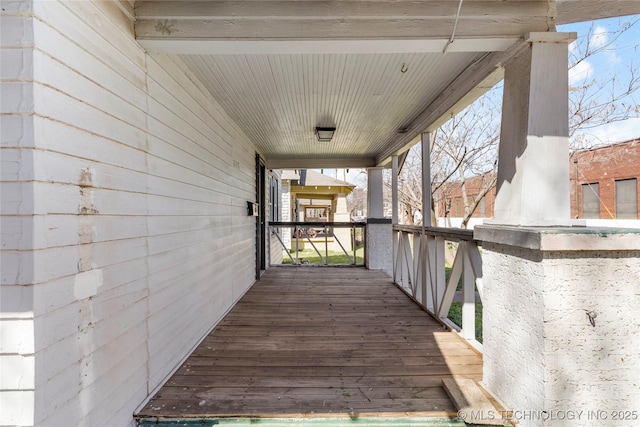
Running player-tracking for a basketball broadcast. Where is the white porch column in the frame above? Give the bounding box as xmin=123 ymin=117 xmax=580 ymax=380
xmin=479 ymin=32 xmax=640 ymax=427
xmin=421 ymin=132 xmax=432 ymax=227
xmin=366 ymin=167 xmax=392 ymax=276
xmin=392 ymin=155 xmax=399 ymax=225
xmin=493 ymin=33 xmax=576 ymax=226
xmin=367 ymin=167 xmax=384 ymax=219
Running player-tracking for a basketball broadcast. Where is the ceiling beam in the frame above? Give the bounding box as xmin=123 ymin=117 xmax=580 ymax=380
xmin=555 ymin=1 xmax=640 ymax=25
xmin=135 ymin=18 xmax=549 ymax=42
xmin=136 ymin=1 xmax=549 ymax=20
xmin=135 ymin=0 xmax=552 ymax=50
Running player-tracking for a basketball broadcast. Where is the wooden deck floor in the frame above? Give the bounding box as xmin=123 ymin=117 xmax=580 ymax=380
xmin=137 ymin=267 xmax=483 ymax=421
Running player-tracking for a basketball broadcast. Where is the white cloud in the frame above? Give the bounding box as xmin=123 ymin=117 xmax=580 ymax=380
xmin=590 ymin=26 xmax=609 ymax=49
xmin=589 ymin=25 xmax=622 ymax=66
xmin=575 ymin=118 xmax=640 ymax=145
xmin=569 ymin=60 xmax=594 ymax=85
xmin=568 ymin=39 xmax=579 ymax=56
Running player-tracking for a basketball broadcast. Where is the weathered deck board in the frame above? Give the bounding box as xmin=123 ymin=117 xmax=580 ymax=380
xmin=137 ymin=267 xmax=483 ymax=420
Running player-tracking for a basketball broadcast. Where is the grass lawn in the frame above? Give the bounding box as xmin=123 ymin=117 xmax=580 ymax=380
xmin=447 ymin=301 xmax=483 ymax=343
xmin=445 ymin=265 xmax=483 ymax=343
xmin=282 ymin=245 xmax=364 ymax=265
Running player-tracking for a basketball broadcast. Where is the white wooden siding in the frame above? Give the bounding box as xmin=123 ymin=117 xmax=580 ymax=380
xmin=1 ymin=7 xmax=37 ymax=426
xmin=1 ymin=1 xmax=258 ymax=426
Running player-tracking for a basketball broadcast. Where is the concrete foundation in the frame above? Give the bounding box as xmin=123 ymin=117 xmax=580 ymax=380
xmin=476 ymin=225 xmax=640 ymax=427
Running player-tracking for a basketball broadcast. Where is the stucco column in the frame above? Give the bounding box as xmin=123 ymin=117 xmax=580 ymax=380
xmin=476 ymin=226 xmax=640 ymax=427
xmin=366 ymin=167 xmax=392 ymax=276
xmin=493 ymin=32 xmax=576 ymax=227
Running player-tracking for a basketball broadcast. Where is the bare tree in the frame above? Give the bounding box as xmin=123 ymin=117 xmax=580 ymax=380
xmin=346 ymin=187 xmax=367 ymax=220
xmin=569 ymin=18 xmax=640 ymax=149
xmin=392 ymin=17 xmax=639 ymax=228
xmin=388 ymin=86 xmax=501 ymax=227
xmin=431 ymin=89 xmax=501 ymax=228
xmin=395 ymin=151 xmax=424 ymax=225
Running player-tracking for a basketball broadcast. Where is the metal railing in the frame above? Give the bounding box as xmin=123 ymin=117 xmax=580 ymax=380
xmin=269 ymin=221 xmax=366 ymax=266
xmin=393 ymin=224 xmax=483 ymax=350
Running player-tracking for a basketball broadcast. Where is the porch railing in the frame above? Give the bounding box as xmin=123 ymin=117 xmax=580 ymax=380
xmin=269 ymin=221 xmax=366 ymax=266
xmin=393 ymin=225 xmax=483 ymax=350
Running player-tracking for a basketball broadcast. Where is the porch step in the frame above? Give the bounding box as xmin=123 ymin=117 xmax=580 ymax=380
xmin=442 ymin=378 xmax=508 ymax=426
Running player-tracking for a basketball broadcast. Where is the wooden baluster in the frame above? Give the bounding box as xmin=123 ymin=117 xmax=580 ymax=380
xmin=461 ymin=242 xmax=476 ymax=341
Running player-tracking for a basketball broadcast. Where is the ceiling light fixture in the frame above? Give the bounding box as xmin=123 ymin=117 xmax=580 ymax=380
xmin=315 ymin=127 xmax=336 ymax=142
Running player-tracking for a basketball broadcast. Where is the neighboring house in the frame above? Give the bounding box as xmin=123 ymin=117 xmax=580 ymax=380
xmin=280 ymin=170 xmax=355 ymax=251
xmin=569 ymin=139 xmax=640 ymax=220
xmin=436 ymin=139 xmax=640 ymax=225
xmin=434 ymin=172 xmax=497 ymax=221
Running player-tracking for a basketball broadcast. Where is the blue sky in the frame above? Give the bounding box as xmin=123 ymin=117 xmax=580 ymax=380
xmin=559 ymin=15 xmax=640 ymax=145
xmin=328 ymin=15 xmax=640 ymax=183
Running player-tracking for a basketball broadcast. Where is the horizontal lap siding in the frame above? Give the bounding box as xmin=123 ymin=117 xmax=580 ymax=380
xmin=145 ymin=53 xmax=256 ymax=392
xmin=2 ymin=1 xmax=257 ymax=426
xmin=0 ymin=7 xmax=37 ymax=427
xmin=33 ymin=1 xmax=151 ymax=422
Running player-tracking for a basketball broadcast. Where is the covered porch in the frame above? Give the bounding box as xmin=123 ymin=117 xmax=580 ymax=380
xmin=2 ymin=2 xmax=640 ymax=427
xmin=136 ymin=267 xmax=486 ymax=424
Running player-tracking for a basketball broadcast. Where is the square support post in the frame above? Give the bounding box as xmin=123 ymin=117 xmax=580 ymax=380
xmin=492 ymin=32 xmax=576 ymax=227
xmin=366 ymin=167 xmax=392 ymax=276
xmin=480 ymin=32 xmax=640 ymax=427
xmin=392 ymin=155 xmax=399 ymax=225
xmin=422 ymin=132 xmax=432 ymax=227
xmin=367 ymin=167 xmax=385 ymax=219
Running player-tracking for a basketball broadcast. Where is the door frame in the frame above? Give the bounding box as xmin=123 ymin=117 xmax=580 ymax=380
xmin=255 ymin=154 xmax=267 ymax=279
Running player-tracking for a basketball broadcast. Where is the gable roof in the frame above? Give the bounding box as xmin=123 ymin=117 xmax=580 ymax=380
xmin=281 ymin=170 xmax=355 ymax=188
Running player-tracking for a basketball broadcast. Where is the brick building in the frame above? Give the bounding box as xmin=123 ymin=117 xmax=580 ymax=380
xmin=435 ymin=138 xmax=640 ymax=221
xmin=570 ymin=139 xmax=640 ymax=219
xmin=434 ymin=172 xmax=496 ymax=220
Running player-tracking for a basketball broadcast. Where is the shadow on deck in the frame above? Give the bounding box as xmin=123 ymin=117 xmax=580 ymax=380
xmin=136 ymin=267 xmax=485 ymax=425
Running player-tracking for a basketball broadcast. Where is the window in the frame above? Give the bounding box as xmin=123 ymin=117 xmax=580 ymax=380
xmin=454 ymin=198 xmax=463 ymax=217
xmin=616 ymin=178 xmax=637 ymax=219
xmin=269 ymin=175 xmax=279 ymax=222
xmin=581 ymin=183 xmax=600 ymax=218
xmin=478 ymin=196 xmax=486 ymax=217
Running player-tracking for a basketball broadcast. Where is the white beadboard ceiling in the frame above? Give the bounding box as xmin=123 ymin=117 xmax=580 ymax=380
xmin=135 ymin=0 xmax=640 ymax=167
xmin=181 ymin=51 xmax=482 ymax=165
